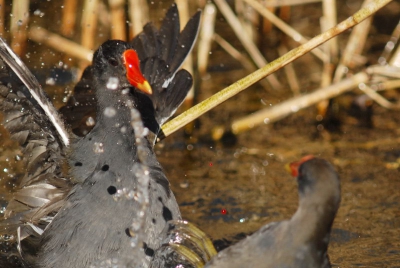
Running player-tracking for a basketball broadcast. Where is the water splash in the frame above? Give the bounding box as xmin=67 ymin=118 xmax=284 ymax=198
xmin=106 ymin=77 xmax=119 ymax=90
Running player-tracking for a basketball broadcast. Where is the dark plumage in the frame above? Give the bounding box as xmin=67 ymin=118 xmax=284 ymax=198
xmin=204 ymin=157 xmax=341 ymax=268
xmin=61 ymin=4 xmax=200 ymax=138
xmin=0 ymin=4 xmax=200 ymax=267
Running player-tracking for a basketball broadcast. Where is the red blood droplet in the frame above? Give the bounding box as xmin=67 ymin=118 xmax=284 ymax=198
xmin=209 ymin=162 xmax=213 ymax=167
xmin=221 ymin=209 xmax=227 ymax=215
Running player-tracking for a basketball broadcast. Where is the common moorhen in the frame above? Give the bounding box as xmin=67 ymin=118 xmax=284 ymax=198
xmin=0 ymin=4 xmax=200 ymax=268
xmin=202 ymin=156 xmax=341 ymax=268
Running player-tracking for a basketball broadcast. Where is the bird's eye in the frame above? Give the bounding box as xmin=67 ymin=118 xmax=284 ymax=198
xmin=108 ymin=58 xmax=119 ymax=66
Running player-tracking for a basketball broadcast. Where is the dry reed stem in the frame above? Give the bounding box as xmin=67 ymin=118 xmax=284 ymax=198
xmin=367 ymin=65 xmax=400 ymax=79
xmin=10 ymin=0 xmax=29 ymax=56
xmin=379 ymin=20 xmax=400 ymax=65
xmin=358 ymin=84 xmax=397 ymax=109
xmin=176 ymin=0 xmax=196 ymax=105
xmin=108 ymin=0 xmax=127 ymax=41
xmin=176 ymin=0 xmax=190 ymax=27
xmin=80 ymin=0 xmax=98 ymax=73
xmin=161 ymin=0 xmax=392 ymax=139
xmin=213 ymin=0 xmax=281 ymax=89
xmin=227 ymin=72 xmax=369 ymax=135
xmin=128 ymin=0 xmax=148 ymax=38
xmin=389 ymin=44 xmax=400 ymax=67
xmin=277 ymin=45 xmax=300 ymax=95
xmin=366 ymin=65 xmax=400 ymax=93
xmin=97 ymin=1 xmax=111 ymax=28
xmin=317 ymin=9 xmax=336 ymax=116
xmin=322 ymin=0 xmax=338 ymax=62
xmin=263 ymin=0 xmax=322 ymax=7
xmin=81 ymin=0 xmax=98 ymax=50
xmin=377 ymin=79 xmax=400 ymax=90
xmin=316 ymin=62 xmax=333 ymax=115
xmin=333 ymin=0 xmax=374 ymax=82
xmin=213 ymin=33 xmax=254 ymax=71
xmin=279 ymin=6 xmax=291 ymax=26
xmin=235 ymin=0 xmax=257 ymax=42
xmin=214 ymin=33 xmax=271 ymax=90
xmin=198 ymin=3 xmax=217 ymax=76
xmin=61 ymin=0 xmax=78 ymax=37
xmin=261 ymin=6 xmax=275 ymax=34
xmin=28 ymin=27 xmax=93 ymax=63
xmin=0 ymin=0 xmax=4 ymax=37
xmin=243 ymin=0 xmax=328 ymax=62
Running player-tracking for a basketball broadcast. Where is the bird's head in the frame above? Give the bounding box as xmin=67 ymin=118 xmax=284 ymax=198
xmin=92 ymin=40 xmax=152 ymax=95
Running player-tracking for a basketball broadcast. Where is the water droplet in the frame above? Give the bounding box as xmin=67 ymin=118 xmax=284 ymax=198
xmin=378 ymin=57 xmax=387 ymax=65
xmin=290 ymin=105 xmax=299 ymax=112
xmin=293 ymin=33 xmax=301 ymax=42
xmin=130 ymin=234 xmax=139 ymax=248
xmin=125 ymin=190 xmax=135 ymax=199
xmin=93 ymin=142 xmax=104 ymax=153
xmin=140 ymin=127 xmax=148 ymax=137
xmin=104 ymin=107 xmax=116 ymax=118
xmin=133 ymin=191 xmax=143 ymax=203
xmin=106 ymin=77 xmax=119 ymax=90
xmin=0 ymin=234 xmax=14 ymax=242
xmin=131 ymin=220 xmax=141 ymax=231
xmin=17 ymin=20 xmax=23 ymax=26
xmin=15 ymin=154 xmax=21 ymax=161
xmin=86 ymin=116 xmax=95 ymax=126
xmin=180 ymin=180 xmax=189 ymax=188
xmin=46 ymin=77 xmax=55 ymax=85
xmin=33 ymin=9 xmax=45 ymax=17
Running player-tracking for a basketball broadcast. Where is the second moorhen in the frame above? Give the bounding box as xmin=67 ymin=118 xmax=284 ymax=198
xmin=203 ymin=156 xmax=341 ymax=268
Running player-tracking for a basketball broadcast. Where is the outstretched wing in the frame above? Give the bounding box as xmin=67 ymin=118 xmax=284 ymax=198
xmin=131 ymin=3 xmax=201 ymax=125
xmin=0 ymin=38 xmax=72 ymax=242
xmin=60 ymin=4 xmax=201 ymax=137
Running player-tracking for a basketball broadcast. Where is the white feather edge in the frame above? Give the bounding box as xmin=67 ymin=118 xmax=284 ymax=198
xmin=17 ymin=223 xmax=44 ymax=258
xmin=161 ymin=16 xmax=200 ymax=89
xmin=0 ymin=38 xmax=70 ymax=146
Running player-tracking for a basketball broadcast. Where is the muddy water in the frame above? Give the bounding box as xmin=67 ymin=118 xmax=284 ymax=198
xmin=157 ymin=68 xmax=400 ymax=267
xmin=0 ymin=0 xmax=400 ymax=267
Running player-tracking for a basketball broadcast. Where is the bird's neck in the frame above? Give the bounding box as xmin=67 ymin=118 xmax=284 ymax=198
xmin=290 ymin=197 xmax=338 ymax=249
xmin=95 ymin=80 xmax=159 ymax=145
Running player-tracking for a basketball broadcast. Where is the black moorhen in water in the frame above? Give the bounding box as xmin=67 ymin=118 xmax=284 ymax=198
xmin=204 ymin=156 xmax=341 ymax=268
xmin=0 ymin=4 xmax=200 ymax=268
xmin=61 ymin=4 xmax=200 ymax=139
